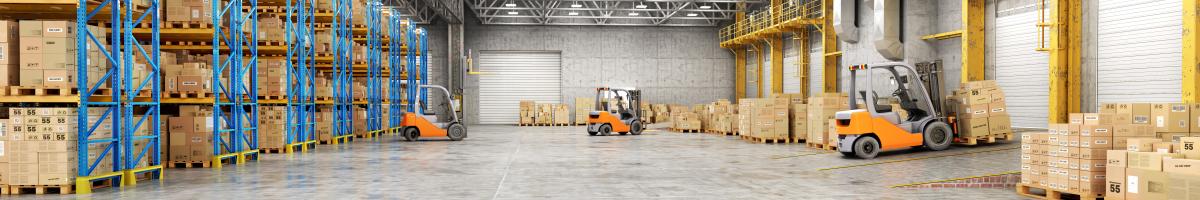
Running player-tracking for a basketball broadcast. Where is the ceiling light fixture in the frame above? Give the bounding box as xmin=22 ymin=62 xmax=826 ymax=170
xmin=568 ymin=12 xmax=579 ymax=15
xmin=507 ymin=11 xmax=519 ymax=15
xmin=505 ymin=3 xmax=517 ymax=7
xmin=571 ymin=4 xmax=582 ymax=8
xmin=686 ymin=13 xmax=698 ymax=17
xmin=698 ymin=5 xmax=712 ymax=9
xmin=635 ymin=4 xmax=647 ymax=9
xmin=628 ymin=12 xmax=639 ymax=16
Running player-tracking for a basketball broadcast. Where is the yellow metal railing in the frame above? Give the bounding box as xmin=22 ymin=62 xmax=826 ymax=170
xmin=719 ymin=0 xmax=823 ymax=44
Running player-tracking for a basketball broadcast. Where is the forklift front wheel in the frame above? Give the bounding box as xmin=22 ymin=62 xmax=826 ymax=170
xmin=629 ymin=121 xmax=643 ymax=135
xmin=851 ymin=136 xmax=881 ymax=159
xmin=923 ymin=122 xmax=953 ymax=151
xmin=599 ymin=124 xmax=613 ymax=136
xmin=447 ymin=123 xmax=467 ymax=141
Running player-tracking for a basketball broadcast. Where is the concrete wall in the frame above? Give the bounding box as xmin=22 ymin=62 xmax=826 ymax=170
xmin=460 ymin=17 xmax=735 ymax=124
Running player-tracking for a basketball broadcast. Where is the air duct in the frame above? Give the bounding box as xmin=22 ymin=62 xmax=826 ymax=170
xmin=873 ymin=0 xmax=902 ymax=60
xmin=833 ymin=0 xmax=858 ymax=43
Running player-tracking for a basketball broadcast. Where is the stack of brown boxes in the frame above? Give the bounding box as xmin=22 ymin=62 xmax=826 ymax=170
xmin=167 ymin=105 xmax=215 ymax=163
xmin=19 ymin=20 xmax=108 ymax=88
xmin=734 ymin=98 xmax=786 ymax=140
xmin=316 ymin=107 xmax=332 ymax=142
xmin=1022 ymin=110 xmax=1157 ymax=197
xmin=163 ymin=0 xmax=213 ymax=23
xmin=652 ymin=104 xmax=669 ymax=123
xmin=163 ymin=62 xmax=211 ymax=93
xmin=574 ymin=97 xmax=593 ymax=125
xmin=315 ymin=30 xmax=332 ymax=55
xmin=1151 ymin=103 xmax=1192 ymax=142
xmin=536 ymin=103 xmax=554 ymax=125
xmin=1105 ymin=137 xmax=1200 ymax=200
xmin=703 ymin=100 xmax=734 ymax=132
xmin=3 ymin=108 xmax=114 ymax=185
xmin=0 ymin=20 xmax=17 ymax=88
xmin=257 ymin=58 xmax=286 ymax=96
xmin=553 ymin=104 xmax=570 ymax=125
xmin=315 ymin=74 xmax=332 ymax=98
xmin=353 ymin=107 xmax=366 ymax=137
xmin=807 ymin=93 xmax=848 ymax=148
xmin=639 ymin=102 xmax=653 ymax=123
xmin=257 ymin=16 xmax=286 ymax=42
xmin=671 ymin=110 xmax=701 ymax=131
xmin=259 ymin=106 xmax=286 ymax=149
xmin=951 ymin=80 xmax=1011 ymax=139
xmin=519 ymin=101 xmax=535 ymax=124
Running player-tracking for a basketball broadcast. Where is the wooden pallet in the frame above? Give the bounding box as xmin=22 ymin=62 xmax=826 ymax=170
xmin=260 ymin=147 xmax=286 ymax=154
xmin=318 ymin=139 xmax=334 ymax=145
xmin=258 ymin=40 xmax=286 ymax=46
xmin=956 ymin=132 xmax=1014 ymax=146
xmin=670 ymin=128 xmax=701 ymax=133
xmin=1015 ymin=183 xmax=1101 ymax=200
xmin=259 ymin=95 xmax=286 ymax=100
xmin=5 ymin=184 xmax=75 ymax=195
xmin=5 ymin=86 xmax=78 ymax=96
xmin=791 ymin=138 xmax=807 ymax=144
xmin=726 ymin=131 xmax=740 ymax=136
xmin=161 ymin=21 xmax=212 ymax=29
xmin=163 ymin=40 xmax=210 ymax=46
xmin=517 ymin=123 xmax=536 ymax=126
xmin=166 ymin=91 xmax=211 ymax=99
xmin=751 ymin=137 xmax=791 ymax=144
xmin=168 ymin=160 xmax=211 ymax=168
xmin=807 ymin=143 xmax=838 ymax=151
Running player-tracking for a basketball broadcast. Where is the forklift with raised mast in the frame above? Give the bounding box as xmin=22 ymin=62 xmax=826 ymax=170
xmin=586 ymin=87 xmax=645 ymax=136
xmin=834 ymin=62 xmax=955 ymax=159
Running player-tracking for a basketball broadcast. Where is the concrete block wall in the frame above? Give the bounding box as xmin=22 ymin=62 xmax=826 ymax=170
xmin=461 ymin=17 xmax=735 ymax=124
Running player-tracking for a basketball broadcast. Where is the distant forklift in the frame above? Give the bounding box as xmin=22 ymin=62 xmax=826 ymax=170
xmin=586 ymin=87 xmax=645 ymax=136
xmin=835 ymin=62 xmax=955 ymax=159
xmin=400 ymin=85 xmax=467 ymax=141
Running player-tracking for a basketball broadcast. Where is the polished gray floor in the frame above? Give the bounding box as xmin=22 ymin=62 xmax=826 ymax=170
xmin=23 ymin=124 xmax=1027 ymax=199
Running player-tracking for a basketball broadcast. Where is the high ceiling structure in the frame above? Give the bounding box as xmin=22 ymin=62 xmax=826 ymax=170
xmin=465 ymin=0 xmax=761 ymax=26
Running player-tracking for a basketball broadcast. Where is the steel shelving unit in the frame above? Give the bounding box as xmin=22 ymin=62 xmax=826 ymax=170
xmin=75 ymin=0 xmax=165 ymax=194
xmin=331 ymin=0 xmax=354 ymax=144
xmin=405 ymin=25 xmax=427 ymax=113
xmin=286 ymin=0 xmax=319 ymax=153
xmin=212 ymin=0 xmax=260 ymax=168
xmin=365 ymin=0 xmax=384 ymax=137
xmin=388 ymin=13 xmax=406 ymax=133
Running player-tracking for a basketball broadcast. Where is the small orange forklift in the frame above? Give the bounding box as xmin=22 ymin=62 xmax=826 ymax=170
xmin=586 ymin=87 xmax=644 ymax=136
xmin=835 ymin=62 xmax=954 ymax=159
xmin=400 ymin=85 xmax=467 ymax=141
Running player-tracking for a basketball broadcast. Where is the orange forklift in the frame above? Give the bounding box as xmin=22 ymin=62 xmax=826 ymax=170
xmin=400 ymin=84 xmax=467 ymax=141
xmin=586 ymin=87 xmax=644 ymax=136
xmin=835 ymin=62 xmax=954 ymax=159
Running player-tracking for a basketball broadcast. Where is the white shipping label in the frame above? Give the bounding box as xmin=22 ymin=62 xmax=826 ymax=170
xmin=1128 ymin=176 xmax=1140 ymax=193
xmin=181 ymin=81 xmax=198 ymax=86
xmin=192 ymin=10 xmax=200 ymax=18
xmin=1096 ymin=140 xmax=1108 ymax=145
xmin=1157 ymin=116 xmax=1165 ymax=127
xmin=47 ymin=77 xmax=65 ymax=82
xmin=46 ymin=28 xmax=63 ymax=33
xmin=1086 ymin=116 xmax=1098 ymax=120
xmin=206 ymin=119 xmax=213 ymax=129
xmin=0 ymin=46 xmax=5 ymax=60
xmin=0 ymin=141 xmax=5 ymax=156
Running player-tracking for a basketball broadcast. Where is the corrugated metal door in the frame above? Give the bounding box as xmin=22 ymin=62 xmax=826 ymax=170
xmin=1098 ymin=0 xmax=1181 ymax=103
xmin=477 ymin=51 xmax=562 ymax=124
xmin=995 ymin=5 xmax=1049 ymax=128
xmin=783 ymin=35 xmax=802 ymax=94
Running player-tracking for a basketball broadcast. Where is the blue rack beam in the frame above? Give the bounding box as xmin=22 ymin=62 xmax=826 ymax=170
xmin=366 ymin=0 xmax=384 ymax=137
xmin=405 ymin=25 xmax=427 ymax=113
xmin=212 ymin=0 xmax=259 ymax=168
xmin=331 ymin=0 xmax=354 ymax=144
xmin=286 ymin=0 xmax=318 ymax=153
xmin=388 ymin=14 xmax=406 ymax=133
xmin=76 ymin=0 xmax=165 ymax=193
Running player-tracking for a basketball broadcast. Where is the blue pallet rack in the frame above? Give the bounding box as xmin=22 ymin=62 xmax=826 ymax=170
xmin=405 ymin=25 xmax=427 ymax=113
xmin=76 ymin=0 xmax=165 ymax=194
xmin=331 ymin=0 xmax=354 ymax=144
xmin=388 ymin=13 xmax=406 ymax=132
xmin=286 ymin=0 xmax=318 ymax=152
xmin=365 ymin=0 xmax=383 ymax=137
xmin=212 ymin=0 xmax=260 ymax=168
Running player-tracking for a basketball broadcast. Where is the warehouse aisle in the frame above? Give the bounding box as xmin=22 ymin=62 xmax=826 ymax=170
xmin=32 ymin=125 xmax=1024 ymax=199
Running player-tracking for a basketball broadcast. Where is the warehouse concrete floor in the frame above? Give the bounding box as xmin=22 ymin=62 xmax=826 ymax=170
xmin=39 ymin=124 xmax=1025 ymax=199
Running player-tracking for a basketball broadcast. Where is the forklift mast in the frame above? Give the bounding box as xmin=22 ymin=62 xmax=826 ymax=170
xmin=914 ymin=61 xmax=947 ymax=120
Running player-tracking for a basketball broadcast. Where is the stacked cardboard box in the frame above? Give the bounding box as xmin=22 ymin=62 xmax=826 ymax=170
xmin=353 ymin=107 xmax=366 ymax=137
xmin=951 ymin=80 xmax=1011 ymax=138
xmin=163 ymin=62 xmax=212 ymax=93
xmin=639 ymin=102 xmax=653 ymax=123
xmin=163 ymin=0 xmax=213 ymax=23
xmin=702 ymin=100 xmax=734 ymax=131
xmin=167 ymin=106 xmax=216 ymax=163
xmin=1022 ymin=111 xmax=1158 ymax=197
xmin=574 ymin=97 xmax=593 ymax=124
xmin=1101 ymin=102 xmax=1197 ymax=143
xmin=0 ymin=20 xmax=16 ymax=87
xmin=553 ymin=104 xmax=570 ymax=125
xmin=315 ymin=74 xmax=332 ymax=98
xmin=257 ymin=15 xmax=286 ymax=42
xmin=535 ymin=103 xmax=554 ymax=124
xmin=19 ymin=20 xmax=109 ymax=88
xmin=257 ymin=58 xmax=286 ymax=96
xmin=259 ymin=106 xmax=286 ymax=149
xmin=671 ymin=111 xmax=701 ymax=131
xmin=1104 ymin=137 xmax=1200 ymax=200
xmin=519 ymin=101 xmax=535 ymax=124
xmin=3 ymin=108 xmax=117 ymax=185
xmin=315 ymin=107 xmax=333 ymax=142
xmin=735 ymin=98 xmax=787 ymax=139
xmin=807 ymin=93 xmax=848 ymax=148
xmin=652 ymin=104 xmax=669 ymax=123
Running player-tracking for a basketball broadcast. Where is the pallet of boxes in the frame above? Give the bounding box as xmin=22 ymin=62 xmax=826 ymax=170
xmin=10 ymin=20 xmax=112 ymax=96
xmin=806 ymin=93 xmax=848 ymax=150
xmin=670 ymin=108 xmax=701 ymax=133
xmin=519 ymin=101 xmax=535 ymax=126
xmin=639 ymin=102 xmax=653 ymax=124
xmin=704 ymin=100 xmax=735 ymax=135
xmin=652 ymin=104 xmax=669 ymax=123
xmin=258 ymin=106 xmax=288 ymax=154
xmin=553 ymin=104 xmax=570 ymax=126
xmin=167 ymin=105 xmax=218 ymax=168
xmin=737 ymin=98 xmax=789 ymax=143
xmin=574 ymin=97 xmax=592 ymax=125
xmin=536 ymin=103 xmax=554 ymax=126
xmin=2 ymin=107 xmax=119 ymax=194
xmin=951 ymin=80 xmax=1013 ymax=145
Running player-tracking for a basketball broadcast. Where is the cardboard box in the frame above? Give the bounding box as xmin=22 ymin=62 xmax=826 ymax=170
xmin=988 ymin=102 xmax=1007 ymax=117
xmin=1130 ymin=103 xmax=1153 ymax=124
xmin=959 ymin=104 xmax=989 ymax=119
xmin=1084 ymin=113 xmax=1115 ymax=125
xmin=1127 ymin=151 xmax=1168 ymax=171
xmin=18 ymin=20 xmax=42 ymax=37
xmin=1183 ymin=137 xmax=1198 ymax=159
xmin=1128 ymin=138 xmax=1162 ymax=152
xmin=988 ymin=115 xmax=1011 ymax=134
xmin=1128 ymin=168 xmax=1169 ymax=200
xmin=42 ymin=69 xmax=73 ymax=87
xmin=1167 ymin=173 xmax=1200 ymax=200
xmin=1109 ymin=166 xmax=1128 ymax=200
xmin=1153 ymin=142 xmax=1175 ymax=153
xmin=1152 ymin=103 xmax=1190 ymax=133
xmin=1159 ymin=132 xmax=1190 ymax=142
xmin=19 ymin=69 xmax=42 ymax=86
xmin=40 ymin=20 xmax=74 ymax=38
xmin=959 ymin=117 xmax=989 ymax=138
xmin=1163 ymin=157 xmax=1200 ymax=176
xmin=1081 ymin=125 xmax=1113 ymax=137
xmin=1070 ymin=113 xmax=1084 ymax=124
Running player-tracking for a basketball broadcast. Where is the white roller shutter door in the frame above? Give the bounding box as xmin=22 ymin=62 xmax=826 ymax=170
xmin=477 ymin=51 xmax=562 ymax=124
xmin=995 ymin=6 xmax=1049 ymax=128
xmin=1098 ymin=0 xmax=1182 ymax=103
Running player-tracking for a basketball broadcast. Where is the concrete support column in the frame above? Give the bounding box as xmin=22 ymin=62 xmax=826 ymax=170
xmin=1047 ymin=0 xmax=1082 ymax=123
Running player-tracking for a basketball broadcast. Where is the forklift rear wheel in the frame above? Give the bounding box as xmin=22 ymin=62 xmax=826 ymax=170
xmin=922 ymin=122 xmax=953 ymax=151
xmin=447 ymin=123 xmax=467 ymax=141
xmin=403 ymin=127 xmax=420 ymax=142
xmin=852 ymin=136 xmax=881 ymax=159
xmin=629 ymin=121 xmax=643 ymax=135
xmin=599 ymin=124 xmax=613 ymax=136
